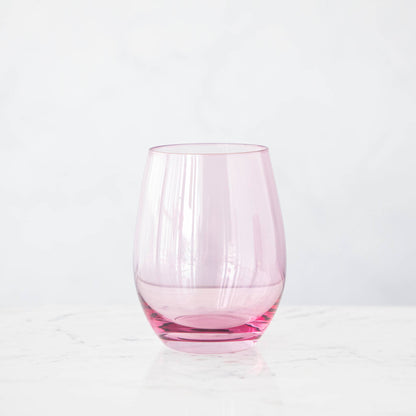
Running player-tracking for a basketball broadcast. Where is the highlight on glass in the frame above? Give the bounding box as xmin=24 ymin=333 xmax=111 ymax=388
xmin=133 ymin=143 xmax=286 ymax=353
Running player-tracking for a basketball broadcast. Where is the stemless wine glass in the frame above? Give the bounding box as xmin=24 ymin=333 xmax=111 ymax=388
xmin=133 ymin=143 xmax=286 ymax=354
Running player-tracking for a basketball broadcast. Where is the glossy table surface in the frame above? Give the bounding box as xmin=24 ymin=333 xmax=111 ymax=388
xmin=1 ymin=306 xmax=415 ymax=415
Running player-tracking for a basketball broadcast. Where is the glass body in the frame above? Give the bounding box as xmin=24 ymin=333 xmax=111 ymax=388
xmin=133 ymin=143 xmax=286 ymax=353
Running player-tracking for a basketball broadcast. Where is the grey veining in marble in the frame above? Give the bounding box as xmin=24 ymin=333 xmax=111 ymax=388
xmin=1 ymin=306 xmax=415 ymax=415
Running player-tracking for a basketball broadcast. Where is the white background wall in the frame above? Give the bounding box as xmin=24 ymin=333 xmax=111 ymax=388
xmin=1 ymin=0 xmax=415 ymax=306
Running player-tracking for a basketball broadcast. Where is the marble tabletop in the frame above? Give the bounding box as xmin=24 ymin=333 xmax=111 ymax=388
xmin=1 ymin=306 xmax=415 ymax=415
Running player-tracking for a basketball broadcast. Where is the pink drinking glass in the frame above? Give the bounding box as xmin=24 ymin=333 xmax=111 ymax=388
xmin=133 ymin=143 xmax=286 ymax=353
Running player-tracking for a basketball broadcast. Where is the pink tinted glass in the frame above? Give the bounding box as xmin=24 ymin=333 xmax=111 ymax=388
xmin=133 ymin=143 xmax=286 ymax=353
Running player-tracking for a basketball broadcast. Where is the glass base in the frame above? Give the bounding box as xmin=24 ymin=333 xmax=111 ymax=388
xmin=163 ymin=339 xmax=256 ymax=354
xmin=139 ymin=294 xmax=279 ymax=354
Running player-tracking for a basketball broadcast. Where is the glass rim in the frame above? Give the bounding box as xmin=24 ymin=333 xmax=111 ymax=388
xmin=149 ymin=143 xmax=269 ymax=156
